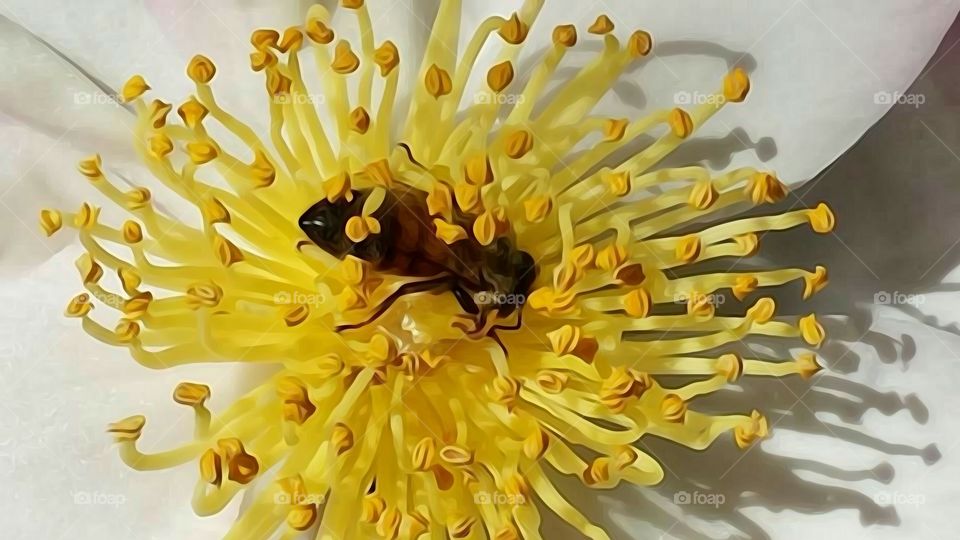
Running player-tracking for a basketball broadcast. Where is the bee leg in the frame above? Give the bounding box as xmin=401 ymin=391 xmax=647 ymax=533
xmin=335 ymin=276 xmax=451 ymax=332
xmin=492 ymin=307 xmax=523 ymax=333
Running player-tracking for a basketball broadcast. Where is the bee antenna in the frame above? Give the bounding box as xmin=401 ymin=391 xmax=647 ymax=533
xmin=398 ymin=142 xmax=426 ymax=169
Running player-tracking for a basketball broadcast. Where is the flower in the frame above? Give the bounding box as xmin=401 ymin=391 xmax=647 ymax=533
xmin=2 ymin=1 xmax=960 ymax=539
xmin=36 ymin=2 xmax=841 ymax=537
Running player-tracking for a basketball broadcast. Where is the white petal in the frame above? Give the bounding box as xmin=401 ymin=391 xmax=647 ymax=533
xmin=461 ymin=0 xmax=960 ymax=183
xmin=0 ymin=245 xmax=256 ymax=537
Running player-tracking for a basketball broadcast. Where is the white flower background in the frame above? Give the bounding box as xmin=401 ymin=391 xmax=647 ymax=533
xmin=1 ymin=0 xmax=959 ymax=538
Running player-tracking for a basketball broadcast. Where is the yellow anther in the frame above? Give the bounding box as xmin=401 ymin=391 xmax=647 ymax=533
xmin=734 ymin=410 xmax=768 ymax=448
xmin=588 ymin=14 xmax=615 ymax=34
xmin=615 ymin=263 xmax=646 ymax=286
xmin=187 ymin=55 xmax=216 ymax=84
xmin=440 ymin=444 xmax=475 ymax=466
xmin=251 ymin=29 xmax=280 ymax=50
xmin=249 ymin=49 xmax=277 ymax=72
xmin=803 ymin=266 xmax=828 ymax=299
xmin=305 ymin=19 xmax=335 ymax=44
xmin=118 ymin=267 xmax=142 ymax=295
xmin=487 ymin=61 xmax=515 ymax=93
xmin=536 ymin=370 xmax=569 ymax=394
xmin=367 ymin=333 xmax=396 ymax=363
xmin=425 ymin=64 xmax=452 ymax=98
xmin=345 ymin=216 xmax=381 ymax=243
xmin=266 ymin=70 xmax=292 ymax=96
xmin=454 ymin=183 xmax=482 ymax=213
xmin=553 ymin=24 xmax=578 ymax=47
xmin=628 ymin=30 xmax=653 ymax=57
xmin=147 ymin=99 xmax=172 ymax=129
xmin=199 ymin=449 xmax=223 ymax=486
xmin=735 ymin=233 xmax=760 ymax=256
xmin=473 ymin=211 xmax=498 ymax=246
xmin=604 ymin=170 xmax=631 ymax=197
xmin=76 ymin=253 xmax=102 ymax=284
xmin=173 ymin=382 xmax=211 ymax=407
xmin=361 ymin=495 xmax=387 ymax=523
xmin=77 ymin=154 xmax=102 ymax=179
xmin=686 ymin=292 xmax=715 ymax=318
xmin=723 ymin=68 xmax=751 ymax=103
xmin=747 ymin=297 xmax=776 ymax=324
xmin=596 ymin=243 xmax=627 ymax=271
xmin=499 ymin=12 xmax=529 ymax=44
xmin=496 ymin=525 xmax=521 ymax=540
xmin=489 ymin=376 xmax=521 ymax=410
xmin=200 ymin=196 xmax=230 ymax=225
xmin=186 ymin=282 xmax=223 ymax=309
xmin=623 ymin=288 xmax=652 ymax=318
xmin=796 ymin=353 xmax=823 ymax=379
xmin=600 ymin=367 xmax=651 ymax=412
xmin=412 ymin=437 xmax=437 ymax=471
xmin=276 ymin=376 xmax=310 ymax=404
xmin=523 ymin=428 xmax=550 ymax=460
xmin=287 ymin=506 xmax=318 ymax=531
xmin=669 ymin=108 xmax=694 ymax=138
xmin=675 ymin=234 xmax=701 ymax=263
xmin=278 ymin=27 xmax=304 ymax=53
xmin=503 ymin=473 xmax=531 ymax=500
xmin=463 ymin=153 xmax=493 ymax=186
xmin=222 ymin=440 xmax=259 ymax=484
xmin=373 ymin=41 xmax=400 ymax=76
xmin=39 ymin=209 xmax=62 ymax=237
xmin=124 ymin=188 xmax=151 ymax=210
xmin=324 ymin=172 xmax=353 ymax=202
xmin=433 ymin=219 xmax=467 ymax=244
xmin=249 ymin=150 xmax=276 ymax=188
xmin=504 ymin=129 xmax=533 ymax=159
xmin=523 ymin=195 xmax=552 ymax=223
xmin=349 ymin=106 xmax=370 ymax=134
xmin=732 ymin=275 xmax=758 ymax=301
xmin=65 ymin=293 xmax=94 ymax=318
xmin=341 ymin=256 xmax=369 ymax=286
xmin=547 ymin=325 xmax=598 ymax=362
xmin=121 ymin=75 xmax=150 ymax=102
xmin=570 ymin=244 xmax=596 ymax=271
xmin=689 ymin=180 xmax=718 ymax=210
xmin=800 ymin=314 xmax=825 ymax=346
xmin=114 ymin=320 xmax=141 ymax=343
xmin=448 ymin=516 xmax=477 ymax=540
xmin=283 ymin=304 xmax=310 ymax=327
xmin=331 ymin=423 xmax=354 ymax=455
xmin=747 ymin=172 xmax=787 ymax=204
xmin=661 ymin=394 xmax=687 ymax=423
xmin=122 ymin=220 xmax=143 ymax=244
xmin=614 ymin=446 xmax=639 ymax=470
xmin=808 ymin=203 xmax=836 ymax=233
xmin=365 ymin=159 xmax=393 ymax=187
xmin=604 ymin=118 xmax=629 ymax=142
xmin=149 ymin=134 xmax=174 ymax=159
xmin=74 ymin=203 xmax=100 ymax=229
xmin=209 ymin=236 xmax=242 ymax=269
xmin=332 ymin=41 xmax=360 ymax=74
xmin=584 ymin=458 xmax=611 ymax=486
xmin=426 ymin=182 xmax=452 ymax=216
xmin=342 ymin=0 xmax=363 ymax=8
xmin=716 ymin=353 xmax=743 ymax=382
xmin=107 ymin=414 xmax=146 ymax=442
xmin=186 ymin=141 xmax=219 ymax=164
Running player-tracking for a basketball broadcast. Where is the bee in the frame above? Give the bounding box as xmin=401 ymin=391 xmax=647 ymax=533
xmin=299 ymin=159 xmax=537 ymax=338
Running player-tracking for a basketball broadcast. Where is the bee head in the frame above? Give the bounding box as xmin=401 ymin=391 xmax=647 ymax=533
xmin=299 ymin=191 xmax=391 ymax=262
